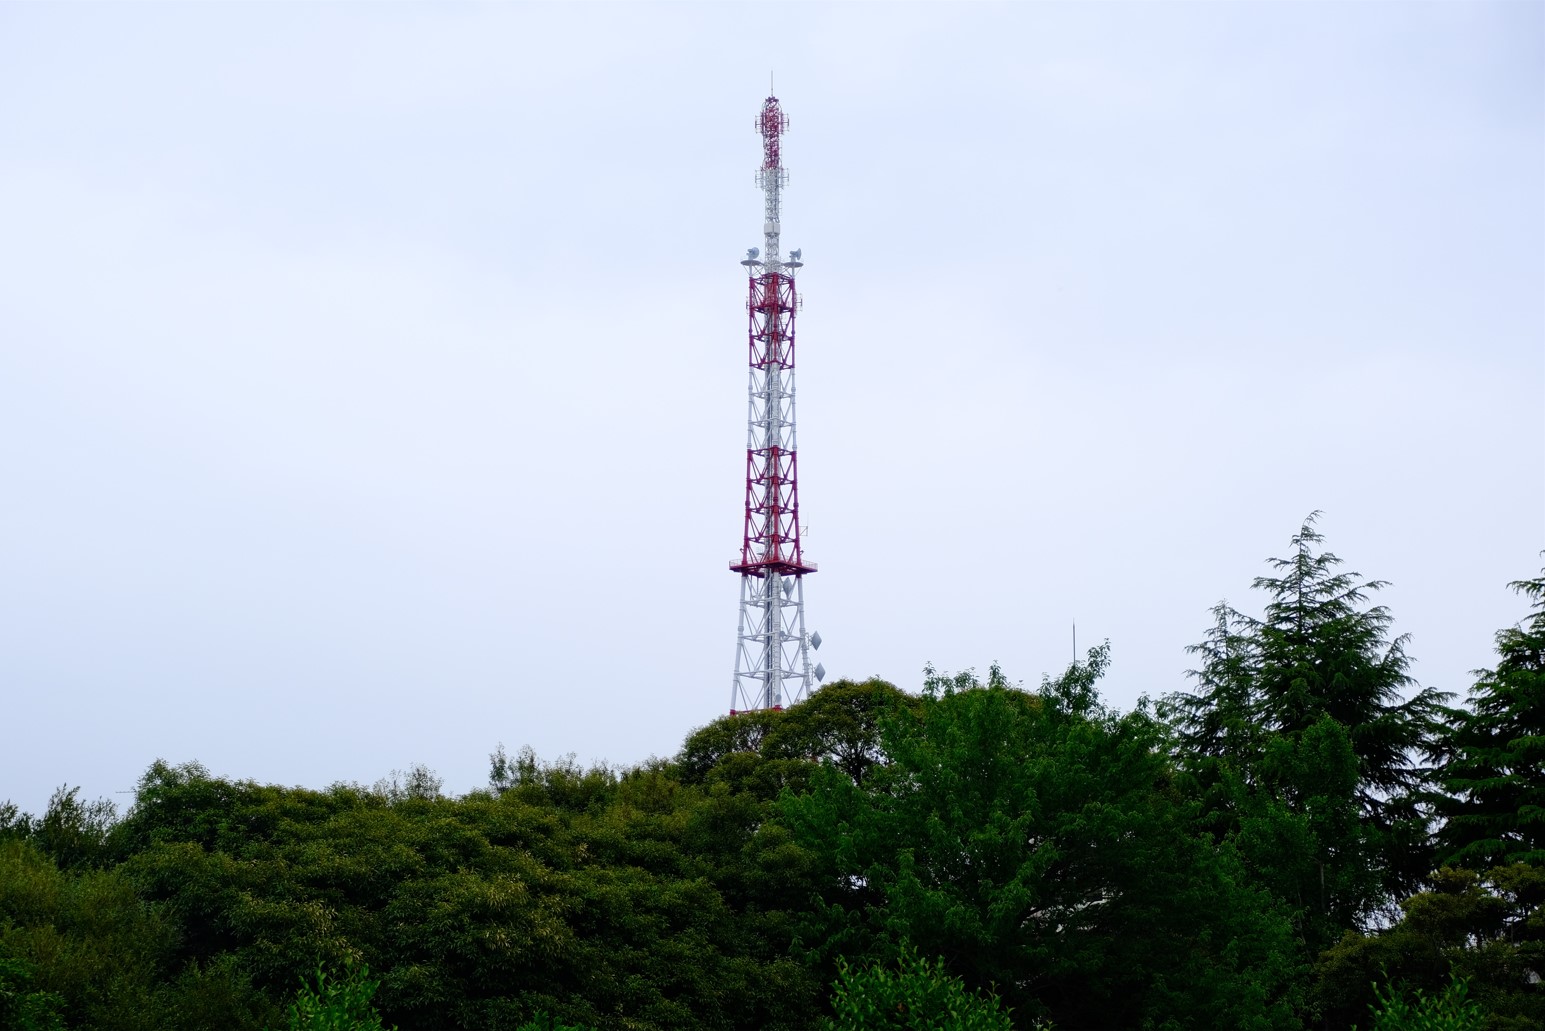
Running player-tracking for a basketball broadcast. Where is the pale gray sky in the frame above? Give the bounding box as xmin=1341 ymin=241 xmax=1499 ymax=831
xmin=2 ymin=2 xmax=1540 ymax=816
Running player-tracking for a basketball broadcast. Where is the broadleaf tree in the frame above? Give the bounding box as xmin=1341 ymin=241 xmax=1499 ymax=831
xmin=785 ymin=648 xmax=1302 ymax=1030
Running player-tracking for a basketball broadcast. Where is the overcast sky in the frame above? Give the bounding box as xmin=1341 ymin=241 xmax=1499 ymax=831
xmin=1 ymin=2 xmax=1540 ymax=816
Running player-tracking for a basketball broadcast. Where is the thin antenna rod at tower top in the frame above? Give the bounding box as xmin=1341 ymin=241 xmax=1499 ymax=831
xmin=770 ymin=70 xmax=775 ymax=94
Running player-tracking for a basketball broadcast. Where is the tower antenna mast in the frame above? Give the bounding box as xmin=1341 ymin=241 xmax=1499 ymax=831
xmin=730 ymin=91 xmax=822 ymax=713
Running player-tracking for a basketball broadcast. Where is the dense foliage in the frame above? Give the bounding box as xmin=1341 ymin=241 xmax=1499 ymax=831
xmin=285 ymin=962 xmax=395 ymax=1031
xmin=823 ymin=945 xmax=1021 ymax=1031
xmin=1437 ymin=574 xmax=1545 ymax=870
xmin=784 ymin=653 xmax=1300 ymax=1030
xmin=0 ymin=520 xmax=1540 ymax=1030
xmin=1163 ymin=513 xmax=1447 ymax=948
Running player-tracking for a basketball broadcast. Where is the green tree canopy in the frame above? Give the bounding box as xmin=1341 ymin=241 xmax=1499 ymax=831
xmin=1315 ymin=865 xmax=1545 ymax=1031
xmin=1437 ymin=570 xmax=1545 ymax=869
xmin=785 ymin=650 xmax=1301 ymax=1030
xmin=823 ymin=944 xmax=1019 ymax=1031
xmin=1168 ymin=514 xmax=1443 ymax=817
xmin=1164 ymin=514 xmax=1446 ymax=932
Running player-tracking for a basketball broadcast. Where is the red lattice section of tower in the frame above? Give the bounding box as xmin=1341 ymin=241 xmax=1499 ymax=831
xmin=731 ymin=267 xmax=814 ymax=578
xmin=759 ymin=96 xmax=788 ymax=170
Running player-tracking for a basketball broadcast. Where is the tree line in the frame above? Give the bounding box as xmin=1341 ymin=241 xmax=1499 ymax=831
xmin=2 ymin=515 xmax=1541 ymax=1030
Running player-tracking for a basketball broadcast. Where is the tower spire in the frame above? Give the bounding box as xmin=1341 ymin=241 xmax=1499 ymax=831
xmin=730 ymin=93 xmax=821 ymax=713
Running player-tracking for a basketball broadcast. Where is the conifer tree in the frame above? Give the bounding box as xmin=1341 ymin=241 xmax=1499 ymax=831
xmin=1437 ymin=570 xmax=1545 ymax=869
xmin=1165 ymin=514 xmax=1446 ymax=921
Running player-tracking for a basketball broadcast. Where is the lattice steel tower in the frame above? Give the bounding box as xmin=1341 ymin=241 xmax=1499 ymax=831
xmin=730 ymin=93 xmax=823 ymax=713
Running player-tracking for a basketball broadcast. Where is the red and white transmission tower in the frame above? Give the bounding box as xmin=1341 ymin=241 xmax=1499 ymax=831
xmin=730 ymin=93 xmax=823 ymax=714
